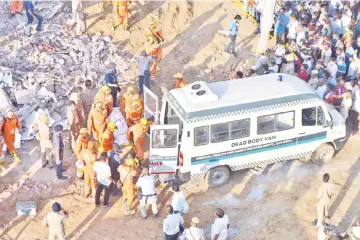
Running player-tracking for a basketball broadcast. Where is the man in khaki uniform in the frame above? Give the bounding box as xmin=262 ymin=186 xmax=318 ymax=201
xmin=42 ymin=202 xmax=68 ymax=240
xmin=33 ymin=113 xmax=53 ymax=169
xmin=82 ymin=80 xmax=93 ymax=124
xmin=315 ymin=173 xmax=334 ymax=227
xmin=67 ymin=101 xmax=81 ymax=151
xmin=70 ymin=88 xmax=85 ymax=127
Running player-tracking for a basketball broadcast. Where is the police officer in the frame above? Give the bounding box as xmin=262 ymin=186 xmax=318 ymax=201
xmin=136 ymin=168 xmax=158 ymax=220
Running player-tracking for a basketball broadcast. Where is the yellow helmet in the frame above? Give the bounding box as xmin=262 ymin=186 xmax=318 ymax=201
xmin=140 ymin=118 xmax=148 ymax=126
xmin=127 ymin=86 xmax=135 ymax=94
xmin=80 ymin=128 xmax=88 ymax=134
xmin=101 ymin=85 xmax=111 ymax=92
xmin=107 ymin=122 xmax=117 ymax=131
xmin=132 ymin=100 xmax=140 ymax=109
xmin=95 ymin=102 xmax=103 ymax=109
xmin=149 ymin=20 xmax=156 ymax=27
xmin=39 ymin=113 xmax=48 ymax=122
xmin=125 ymin=158 xmax=135 ymax=166
xmin=147 ymin=36 xmax=155 ymax=44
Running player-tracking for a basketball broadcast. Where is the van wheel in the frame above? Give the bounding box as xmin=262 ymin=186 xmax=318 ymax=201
xmin=206 ymin=166 xmax=230 ymax=188
xmin=311 ymin=144 xmax=335 ymax=166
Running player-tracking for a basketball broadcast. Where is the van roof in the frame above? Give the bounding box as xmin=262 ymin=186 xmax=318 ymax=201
xmin=167 ymin=74 xmax=321 ymax=122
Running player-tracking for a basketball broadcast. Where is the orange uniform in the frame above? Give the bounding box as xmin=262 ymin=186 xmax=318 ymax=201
xmin=87 ymin=108 xmax=108 ymax=140
xmin=82 ymin=149 xmax=97 ymax=196
xmin=1 ymin=116 xmax=21 ymax=152
xmin=100 ymin=129 xmax=114 ymax=153
xmin=144 ymin=27 xmax=164 ymax=43
xmin=127 ymin=122 xmax=148 ymax=159
xmin=70 ymin=92 xmax=85 ymax=127
xmin=117 ymin=164 xmax=138 ymax=209
xmin=120 ymin=92 xmax=143 ymax=115
xmin=10 ymin=0 xmax=23 ymax=14
xmin=145 ymin=41 xmax=163 ymax=78
xmin=113 ymin=0 xmax=129 ymax=27
xmin=94 ymin=91 xmax=114 ymax=116
xmin=75 ymin=135 xmax=88 ymax=160
xmin=174 ymin=79 xmax=187 ymax=89
xmin=127 ymin=107 xmax=143 ymax=127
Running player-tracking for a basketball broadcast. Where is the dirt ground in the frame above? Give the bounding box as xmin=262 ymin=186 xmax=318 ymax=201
xmin=1 ymin=1 xmax=360 ymax=240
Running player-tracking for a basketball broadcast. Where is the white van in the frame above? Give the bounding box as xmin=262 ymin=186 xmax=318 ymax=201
xmin=144 ymin=74 xmax=346 ymax=187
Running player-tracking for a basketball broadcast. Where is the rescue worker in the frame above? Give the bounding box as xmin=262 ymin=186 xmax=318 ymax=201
xmin=33 ymin=113 xmax=53 ymax=169
xmin=82 ymin=141 xmax=98 ymax=197
xmin=67 ymin=101 xmax=81 ymax=151
xmin=94 ymin=85 xmax=114 ymax=116
xmin=82 ymin=80 xmax=93 ymax=125
xmin=136 ymin=167 xmax=158 ymax=220
xmin=105 ymin=62 xmax=121 ymax=107
xmin=126 ymin=100 xmax=143 ymax=127
xmin=117 ymin=158 xmax=139 ymax=215
xmin=315 ymin=173 xmax=334 ymax=227
xmin=87 ymin=102 xmax=108 ymax=141
xmin=127 ymin=118 xmax=150 ymax=161
xmin=1 ymin=109 xmax=22 ymax=163
xmin=144 ymin=35 xmax=163 ymax=79
xmin=112 ymin=0 xmax=129 ymax=31
xmin=173 ymin=73 xmax=187 ymax=89
xmin=0 ymin=135 xmax=5 ymax=171
xmin=143 ymin=20 xmax=164 ymax=44
xmin=70 ymin=88 xmax=85 ymax=127
xmin=75 ymin=128 xmax=89 ymax=179
xmin=99 ymin=122 xmax=116 ymax=154
xmin=10 ymin=0 xmax=23 ymax=16
xmin=120 ymin=86 xmax=143 ymax=118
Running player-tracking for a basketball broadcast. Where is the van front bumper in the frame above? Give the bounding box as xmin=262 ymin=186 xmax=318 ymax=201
xmin=333 ymin=136 xmax=346 ymax=150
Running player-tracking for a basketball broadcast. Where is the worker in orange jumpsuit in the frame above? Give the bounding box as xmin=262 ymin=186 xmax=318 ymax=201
xmin=82 ymin=141 xmax=97 ymax=197
xmin=127 ymin=118 xmax=150 ymax=161
xmin=75 ymin=128 xmax=89 ymax=179
xmin=1 ymin=110 xmax=22 ymax=163
xmin=120 ymin=86 xmax=143 ymax=118
xmin=10 ymin=0 xmax=23 ymax=15
xmin=67 ymin=101 xmax=81 ymax=151
xmin=117 ymin=158 xmax=139 ymax=215
xmin=126 ymin=100 xmax=143 ymax=127
xmin=99 ymin=122 xmax=116 ymax=154
xmin=70 ymin=88 xmax=85 ymax=127
xmin=112 ymin=0 xmax=129 ymax=31
xmin=94 ymin=85 xmax=114 ymax=116
xmin=87 ymin=102 xmax=108 ymax=141
xmin=173 ymin=72 xmax=188 ymax=89
xmin=144 ymin=36 xmax=163 ymax=79
xmin=143 ymin=20 xmax=164 ymax=44
xmin=0 ymin=136 xmax=5 ymax=171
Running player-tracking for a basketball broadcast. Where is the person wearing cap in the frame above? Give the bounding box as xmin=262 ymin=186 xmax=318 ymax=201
xmin=0 ymin=109 xmax=22 ymax=163
xmin=75 ymin=128 xmax=89 ymax=179
xmin=117 ymin=157 xmax=139 ymax=215
xmin=144 ymin=35 xmax=163 ymax=79
xmin=135 ymin=50 xmax=156 ymax=95
xmin=144 ymin=20 xmax=164 ymax=44
xmin=82 ymin=80 xmax=93 ymax=124
xmin=42 ymin=202 xmax=69 ymax=240
xmin=136 ymin=167 xmax=158 ymax=220
xmin=67 ymin=101 xmax=81 ymax=152
xmin=120 ymin=86 xmax=143 ymax=121
xmin=33 ymin=113 xmax=53 ymax=168
xmin=69 ymin=87 xmax=85 ymax=127
xmin=87 ymin=102 xmax=108 ymax=141
xmin=81 ymin=141 xmax=98 ymax=197
xmin=127 ymin=118 xmax=151 ymax=161
xmin=99 ymin=122 xmax=116 ymax=154
xmin=93 ymin=152 xmax=112 ymax=207
xmin=173 ymin=73 xmax=187 ymax=89
xmin=105 ymin=62 xmax=121 ymax=107
xmin=180 ymin=217 xmax=205 ymax=240
xmin=171 ymin=184 xmax=189 ymax=215
xmin=308 ymin=69 xmax=319 ymax=89
xmin=112 ymin=0 xmax=129 ymax=31
xmin=53 ymin=125 xmax=68 ymax=180
xmin=224 ymin=15 xmax=242 ymax=57
xmin=211 ymin=208 xmax=230 ymax=240
xmin=94 ymin=85 xmax=114 ymax=116
xmin=163 ymin=205 xmax=184 ymax=240
xmin=126 ymin=100 xmax=144 ymax=127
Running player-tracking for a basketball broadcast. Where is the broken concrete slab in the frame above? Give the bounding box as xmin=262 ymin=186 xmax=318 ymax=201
xmin=15 ymin=89 xmax=33 ymax=104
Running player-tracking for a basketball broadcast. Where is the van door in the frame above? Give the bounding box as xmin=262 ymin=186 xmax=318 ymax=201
xmin=149 ymin=124 xmax=180 ymax=175
xmin=143 ymin=85 xmax=160 ymax=123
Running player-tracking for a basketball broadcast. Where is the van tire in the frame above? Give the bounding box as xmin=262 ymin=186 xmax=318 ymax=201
xmin=311 ymin=143 xmax=335 ymax=166
xmin=206 ymin=166 xmax=230 ymax=188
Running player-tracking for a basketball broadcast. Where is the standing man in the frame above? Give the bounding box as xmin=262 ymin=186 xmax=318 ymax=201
xmin=314 ymin=173 xmax=334 ymax=227
xmin=93 ymin=152 xmax=112 ymax=207
xmin=211 ymin=208 xmax=230 ymax=240
xmin=82 ymin=80 xmax=93 ymax=124
xmin=74 ymin=128 xmax=89 ymax=179
xmin=173 ymin=73 xmax=187 ymax=89
xmin=163 ymin=205 xmax=184 ymax=240
xmin=42 ymin=202 xmax=68 ymax=240
xmin=275 ymin=8 xmax=289 ymax=42
xmin=181 ymin=217 xmax=206 ymax=240
xmin=99 ymin=122 xmax=116 ymax=154
xmin=70 ymin=88 xmax=85 ymax=127
xmin=53 ymin=125 xmax=68 ymax=180
xmin=135 ymin=50 xmax=155 ymax=95
xmin=144 ymin=36 xmax=163 ymax=79
xmin=143 ymin=20 xmax=164 ymax=43
xmin=87 ymin=102 xmax=108 ymax=141
xmin=126 ymin=100 xmax=143 ymax=127
xmin=1 ymin=109 xmax=22 ymax=163
xmin=82 ymin=141 xmax=97 ymax=198
xmin=10 ymin=0 xmax=23 ymax=16
xmin=136 ymin=168 xmax=158 ymax=220
xmin=171 ymin=185 xmax=189 ymax=215
xmin=120 ymin=86 xmax=143 ymax=122
xmin=112 ymin=0 xmax=129 ymax=31
xmin=117 ymin=158 xmax=139 ymax=215
xmin=24 ymin=0 xmax=43 ymax=35
xmin=105 ymin=62 xmax=121 ymax=107
xmin=127 ymin=118 xmax=150 ymax=162
xmin=94 ymin=85 xmax=114 ymax=116
xmin=225 ymin=15 xmax=241 ymax=57
xmin=67 ymin=101 xmax=80 ymax=152
xmin=72 ymin=0 xmax=85 ymax=35
xmin=33 ymin=113 xmax=53 ymax=168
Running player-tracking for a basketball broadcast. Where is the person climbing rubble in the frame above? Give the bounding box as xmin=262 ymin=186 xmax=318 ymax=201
xmin=24 ymin=0 xmax=43 ymax=35
xmin=81 ymin=141 xmax=98 ymax=198
xmin=75 ymin=128 xmax=89 ymax=179
xmin=94 ymin=85 xmax=114 ymax=116
xmin=67 ymin=101 xmax=81 ymax=152
xmin=112 ymin=0 xmax=129 ymax=31
xmin=144 ymin=35 xmax=163 ymax=79
xmin=127 ymin=118 xmax=151 ymax=163
xmin=1 ymin=109 xmax=22 ymax=163
xmin=87 ymin=102 xmax=108 ymax=142
xmin=99 ymin=122 xmax=116 ymax=154
xmin=143 ymin=20 xmax=164 ymax=44
xmin=33 ymin=113 xmax=53 ymax=169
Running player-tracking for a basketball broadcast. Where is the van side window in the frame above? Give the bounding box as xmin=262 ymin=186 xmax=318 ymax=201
xmin=258 ymin=111 xmax=294 ymax=134
xmin=152 ymin=129 xmax=178 ymax=148
xmin=194 ymin=126 xmax=209 ymax=146
xmin=302 ymin=107 xmax=325 ymax=126
xmin=211 ymin=119 xmax=250 ymax=143
xmin=317 ymin=106 xmax=325 ymax=125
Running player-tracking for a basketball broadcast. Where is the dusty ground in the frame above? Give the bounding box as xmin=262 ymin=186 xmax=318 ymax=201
xmin=0 ymin=1 xmax=360 ymax=240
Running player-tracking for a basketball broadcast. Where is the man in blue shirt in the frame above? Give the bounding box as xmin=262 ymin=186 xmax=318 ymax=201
xmin=53 ymin=125 xmax=67 ymax=180
xmin=24 ymin=0 xmax=43 ymax=34
xmin=104 ymin=62 xmax=121 ymax=107
xmin=135 ymin=50 xmax=155 ymax=95
xmin=276 ymin=8 xmax=289 ymax=41
xmin=225 ymin=15 xmax=242 ymax=57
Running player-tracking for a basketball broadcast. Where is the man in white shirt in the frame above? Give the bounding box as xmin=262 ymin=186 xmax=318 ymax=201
xmin=316 ymin=79 xmax=327 ymax=99
xmin=308 ymin=70 xmax=319 ymax=89
xmin=287 ymin=15 xmax=299 ymax=41
xmin=163 ymin=205 xmax=184 ymax=240
xmin=327 ymin=57 xmax=338 ymax=79
xmin=180 ymin=217 xmax=206 ymax=240
xmin=171 ymin=185 xmax=189 ymax=214
xmin=211 ymin=208 xmax=230 ymax=240
xmin=93 ymin=152 xmax=112 ymax=207
xmin=136 ymin=168 xmax=158 ymax=220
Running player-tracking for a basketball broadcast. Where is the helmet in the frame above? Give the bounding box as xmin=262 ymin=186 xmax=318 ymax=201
xmin=132 ymin=100 xmax=140 ymax=109
xmin=127 ymin=86 xmax=135 ymax=94
xmin=149 ymin=20 xmax=156 ymax=27
xmin=101 ymin=85 xmax=111 ymax=92
xmin=6 ymin=109 xmax=14 ymax=118
xmin=76 ymin=160 xmax=84 ymax=169
xmin=80 ymin=128 xmax=88 ymax=134
xmin=125 ymin=158 xmax=135 ymax=166
xmin=39 ymin=113 xmax=48 ymax=122
xmin=87 ymin=141 xmax=95 ymax=149
xmin=95 ymin=102 xmax=103 ymax=110
xmin=174 ymin=72 xmax=183 ymax=79
xmin=107 ymin=122 xmax=117 ymax=131
xmin=179 ymin=82 xmax=187 ymax=87
xmin=140 ymin=118 xmax=148 ymax=126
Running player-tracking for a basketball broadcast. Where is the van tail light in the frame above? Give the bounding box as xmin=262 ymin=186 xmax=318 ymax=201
xmin=179 ymin=151 xmax=184 ymax=166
